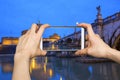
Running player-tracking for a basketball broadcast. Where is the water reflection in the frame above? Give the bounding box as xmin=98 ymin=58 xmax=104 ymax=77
xmin=29 ymin=57 xmax=120 ymax=80
xmin=0 ymin=56 xmax=120 ymax=80
xmin=30 ymin=57 xmax=54 ymax=80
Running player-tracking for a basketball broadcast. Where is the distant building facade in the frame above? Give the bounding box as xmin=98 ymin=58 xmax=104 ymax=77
xmin=1 ymin=37 xmax=18 ymax=45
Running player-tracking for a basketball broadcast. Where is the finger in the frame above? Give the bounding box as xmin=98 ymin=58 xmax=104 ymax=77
xmin=17 ymin=36 xmax=24 ymax=46
xmin=18 ymin=34 xmax=27 ymax=43
xmin=22 ymin=29 xmax=31 ymax=36
xmin=18 ymin=34 xmax=29 ymax=46
xmin=85 ymin=41 xmax=89 ymax=47
xmin=30 ymin=23 xmax=38 ymax=33
xmin=24 ymin=30 xmax=31 ymax=36
xmin=35 ymin=25 xmax=39 ymax=33
xmin=41 ymin=50 xmax=47 ymax=56
xmin=36 ymin=49 xmax=47 ymax=56
xmin=85 ymin=34 xmax=89 ymax=40
xmin=77 ymin=23 xmax=95 ymax=36
xmin=75 ymin=48 xmax=88 ymax=55
xmin=86 ymin=41 xmax=91 ymax=47
xmin=95 ymin=34 xmax=100 ymax=38
xmin=37 ymin=24 xmax=50 ymax=37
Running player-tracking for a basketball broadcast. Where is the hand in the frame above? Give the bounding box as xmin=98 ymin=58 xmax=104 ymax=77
xmin=15 ymin=24 xmax=50 ymax=59
xmin=75 ymin=23 xmax=111 ymax=58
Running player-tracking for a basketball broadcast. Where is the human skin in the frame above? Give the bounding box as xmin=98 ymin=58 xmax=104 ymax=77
xmin=12 ymin=24 xmax=50 ymax=80
xmin=75 ymin=23 xmax=120 ymax=64
xmin=12 ymin=23 xmax=120 ymax=80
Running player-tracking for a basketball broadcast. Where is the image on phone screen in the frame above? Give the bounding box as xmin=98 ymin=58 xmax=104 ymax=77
xmin=40 ymin=26 xmax=85 ymax=51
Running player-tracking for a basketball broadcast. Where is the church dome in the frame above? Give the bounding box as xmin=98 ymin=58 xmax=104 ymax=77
xmin=49 ymin=33 xmax=61 ymax=40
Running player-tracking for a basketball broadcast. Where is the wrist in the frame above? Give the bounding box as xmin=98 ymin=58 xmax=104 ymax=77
xmin=14 ymin=52 xmax=30 ymax=63
xmin=106 ymin=48 xmax=115 ymax=59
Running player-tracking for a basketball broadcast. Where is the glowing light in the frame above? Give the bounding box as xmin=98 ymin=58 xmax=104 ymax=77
xmin=45 ymin=57 xmax=48 ymax=64
xmin=49 ymin=69 xmax=53 ymax=77
xmin=44 ymin=64 xmax=46 ymax=73
xmin=76 ymin=22 xmax=79 ymax=25
xmin=52 ymin=44 xmax=55 ymax=50
xmin=13 ymin=40 xmax=18 ymax=44
xmin=51 ymin=39 xmax=56 ymax=42
xmin=3 ymin=40 xmax=11 ymax=45
xmin=30 ymin=58 xmax=36 ymax=73
xmin=31 ymin=58 xmax=36 ymax=69
xmin=43 ymin=38 xmax=57 ymax=42
xmin=60 ymin=76 xmax=62 ymax=80
xmin=30 ymin=66 xmax=32 ymax=73
xmin=2 ymin=38 xmax=18 ymax=45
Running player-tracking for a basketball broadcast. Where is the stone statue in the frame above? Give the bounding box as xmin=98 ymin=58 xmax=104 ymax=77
xmin=97 ymin=6 xmax=101 ymax=14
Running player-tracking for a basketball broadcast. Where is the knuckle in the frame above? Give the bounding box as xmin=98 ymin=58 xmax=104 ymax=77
xmin=32 ymin=23 xmax=37 ymax=26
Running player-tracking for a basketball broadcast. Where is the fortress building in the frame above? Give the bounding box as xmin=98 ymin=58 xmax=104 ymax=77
xmin=1 ymin=37 xmax=18 ymax=45
xmin=49 ymin=33 xmax=61 ymax=40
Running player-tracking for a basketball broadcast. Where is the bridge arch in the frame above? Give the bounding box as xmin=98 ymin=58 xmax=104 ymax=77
xmin=112 ymin=34 xmax=120 ymax=50
xmin=110 ymin=26 xmax=120 ymax=50
xmin=66 ymin=38 xmax=72 ymax=43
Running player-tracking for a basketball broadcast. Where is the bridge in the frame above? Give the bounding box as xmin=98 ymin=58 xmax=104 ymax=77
xmin=42 ymin=9 xmax=120 ymax=51
xmin=43 ymin=38 xmax=58 ymax=43
xmin=102 ymin=12 xmax=120 ymax=50
xmin=110 ymin=26 xmax=120 ymax=49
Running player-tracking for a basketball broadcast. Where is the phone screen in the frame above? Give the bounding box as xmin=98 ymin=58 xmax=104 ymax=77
xmin=41 ymin=26 xmax=84 ymax=51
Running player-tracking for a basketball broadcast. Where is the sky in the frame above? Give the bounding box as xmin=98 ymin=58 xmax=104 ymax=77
xmin=43 ymin=27 xmax=81 ymax=38
xmin=0 ymin=0 xmax=120 ymax=42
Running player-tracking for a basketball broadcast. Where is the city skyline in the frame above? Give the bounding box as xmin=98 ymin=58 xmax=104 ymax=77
xmin=0 ymin=0 xmax=120 ymax=42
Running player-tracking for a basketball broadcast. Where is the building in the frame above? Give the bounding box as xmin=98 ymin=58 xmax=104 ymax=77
xmin=1 ymin=37 xmax=18 ymax=45
xmin=49 ymin=33 xmax=61 ymax=40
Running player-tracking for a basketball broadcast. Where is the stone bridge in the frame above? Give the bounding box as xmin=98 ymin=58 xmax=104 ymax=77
xmin=43 ymin=38 xmax=57 ymax=43
xmin=102 ymin=12 xmax=120 ymax=50
xmin=43 ymin=7 xmax=120 ymax=50
xmin=110 ymin=26 xmax=120 ymax=49
xmin=58 ymin=31 xmax=81 ymax=43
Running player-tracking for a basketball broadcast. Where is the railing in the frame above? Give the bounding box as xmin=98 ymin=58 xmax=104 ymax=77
xmin=103 ymin=12 xmax=120 ymax=25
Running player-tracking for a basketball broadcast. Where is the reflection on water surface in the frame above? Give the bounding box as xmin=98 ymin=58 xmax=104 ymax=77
xmin=0 ymin=56 xmax=120 ymax=80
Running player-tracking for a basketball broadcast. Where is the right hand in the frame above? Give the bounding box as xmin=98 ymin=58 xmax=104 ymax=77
xmin=75 ymin=23 xmax=111 ymax=58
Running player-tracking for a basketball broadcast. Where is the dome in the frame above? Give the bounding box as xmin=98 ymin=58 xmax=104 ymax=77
xmin=49 ymin=33 xmax=61 ymax=40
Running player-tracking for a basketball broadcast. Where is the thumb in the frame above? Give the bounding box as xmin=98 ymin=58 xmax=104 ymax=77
xmin=75 ymin=48 xmax=88 ymax=55
xmin=36 ymin=49 xmax=47 ymax=56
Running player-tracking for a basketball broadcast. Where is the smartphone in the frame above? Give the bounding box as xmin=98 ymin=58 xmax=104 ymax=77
xmin=40 ymin=26 xmax=85 ymax=51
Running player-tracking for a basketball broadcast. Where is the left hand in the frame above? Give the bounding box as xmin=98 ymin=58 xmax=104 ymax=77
xmin=15 ymin=24 xmax=50 ymax=59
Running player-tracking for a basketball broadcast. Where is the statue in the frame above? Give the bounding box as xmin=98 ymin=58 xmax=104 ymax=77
xmin=96 ymin=6 xmax=101 ymax=14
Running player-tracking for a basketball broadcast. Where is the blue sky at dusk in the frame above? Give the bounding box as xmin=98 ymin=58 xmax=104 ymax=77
xmin=0 ymin=0 xmax=120 ymax=42
xmin=43 ymin=27 xmax=81 ymax=38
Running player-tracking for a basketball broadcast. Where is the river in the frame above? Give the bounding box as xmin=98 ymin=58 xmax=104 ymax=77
xmin=0 ymin=55 xmax=120 ymax=80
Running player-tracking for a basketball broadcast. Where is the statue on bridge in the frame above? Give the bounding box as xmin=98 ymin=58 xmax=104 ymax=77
xmin=96 ymin=6 xmax=101 ymax=14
